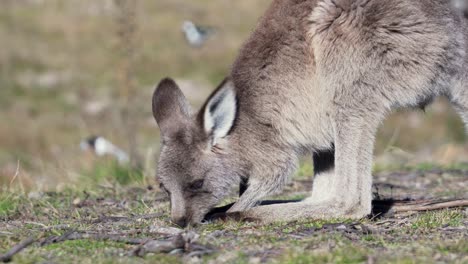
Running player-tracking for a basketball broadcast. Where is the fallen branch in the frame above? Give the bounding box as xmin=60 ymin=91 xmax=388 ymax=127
xmin=38 ymin=230 xmax=214 ymax=258
xmin=0 ymin=237 xmax=36 ymax=263
xmin=89 ymin=212 xmax=163 ymax=224
xmin=40 ymin=231 xmax=150 ymax=246
xmin=130 ymin=235 xmax=184 ymax=256
xmin=130 ymin=231 xmax=215 ymax=257
xmin=1 ymin=230 xmax=207 ymax=261
xmin=372 ymin=198 xmax=468 ymax=216
xmin=40 ymin=224 xmax=72 ymax=231
xmin=391 ymin=199 xmax=468 ymax=213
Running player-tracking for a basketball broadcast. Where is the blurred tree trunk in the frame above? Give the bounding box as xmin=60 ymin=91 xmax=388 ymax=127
xmin=114 ymin=0 xmax=141 ymax=168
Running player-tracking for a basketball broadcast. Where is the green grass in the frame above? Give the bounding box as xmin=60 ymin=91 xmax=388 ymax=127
xmin=411 ymin=210 xmax=464 ymax=230
xmin=0 ymin=192 xmax=21 ymax=218
xmin=0 ymin=162 xmax=468 ymax=263
xmin=295 ymin=161 xmax=314 ymax=179
xmin=1 ymin=186 xmax=466 ymax=263
xmin=280 ymin=243 xmax=368 ymax=264
xmin=436 ymin=239 xmax=468 ymax=255
xmin=82 ymin=161 xmax=144 ymax=186
xmin=43 ymin=240 xmax=128 ymax=254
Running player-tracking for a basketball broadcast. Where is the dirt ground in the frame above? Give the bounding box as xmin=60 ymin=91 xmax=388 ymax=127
xmin=0 ymin=167 xmax=467 ymax=264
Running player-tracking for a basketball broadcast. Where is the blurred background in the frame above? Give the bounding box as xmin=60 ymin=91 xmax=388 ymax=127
xmin=0 ymin=0 xmax=467 ymax=191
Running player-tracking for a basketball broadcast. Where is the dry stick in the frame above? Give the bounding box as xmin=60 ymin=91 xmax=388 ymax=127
xmin=0 ymin=231 xmax=153 ymax=262
xmin=90 ymin=212 xmax=163 ymax=224
xmin=0 ymin=237 xmax=36 ymax=263
xmin=136 ymin=213 xmax=164 ymax=220
xmin=64 ymin=233 xmax=150 ymax=245
xmin=39 ymin=231 xmax=194 ymax=257
xmin=40 ymin=231 xmax=151 ymax=246
xmin=372 ymin=198 xmax=468 ymax=216
xmin=38 ymin=231 xmax=208 ymax=257
xmin=391 ymin=199 xmax=468 ymax=213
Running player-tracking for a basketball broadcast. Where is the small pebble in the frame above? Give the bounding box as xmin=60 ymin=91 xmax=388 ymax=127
xmin=336 ymin=224 xmax=347 ymax=230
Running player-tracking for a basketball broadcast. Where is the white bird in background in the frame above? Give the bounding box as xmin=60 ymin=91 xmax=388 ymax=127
xmin=181 ymin=20 xmax=215 ymax=48
xmin=80 ymin=136 xmax=129 ymax=165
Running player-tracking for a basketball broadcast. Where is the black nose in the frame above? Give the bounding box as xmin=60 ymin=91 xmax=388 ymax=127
xmin=173 ymin=217 xmax=188 ymax=228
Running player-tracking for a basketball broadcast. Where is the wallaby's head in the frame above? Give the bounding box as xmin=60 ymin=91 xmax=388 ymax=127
xmin=152 ymin=78 xmax=240 ymax=227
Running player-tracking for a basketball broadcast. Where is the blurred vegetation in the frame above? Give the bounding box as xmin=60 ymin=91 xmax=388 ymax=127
xmin=81 ymin=160 xmax=144 ymax=186
xmin=0 ymin=0 xmax=467 ymax=190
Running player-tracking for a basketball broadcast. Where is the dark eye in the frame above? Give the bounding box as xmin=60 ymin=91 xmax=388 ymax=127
xmin=189 ymin=179 xmax=204 ymax=190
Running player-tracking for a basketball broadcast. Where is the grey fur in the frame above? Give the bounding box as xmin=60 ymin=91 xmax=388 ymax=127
xmin=153 ymin=0 xmax=468 ymax=226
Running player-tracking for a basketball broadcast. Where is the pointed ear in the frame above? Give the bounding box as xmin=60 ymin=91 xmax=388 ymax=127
xmin=152 ymin=78 xmax=191 ymax=135
xmin=201 ymin=79 xmax=237 ymax=145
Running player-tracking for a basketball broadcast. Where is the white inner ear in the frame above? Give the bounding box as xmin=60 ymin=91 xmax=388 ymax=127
xmin=203 ymin=81 xmax=237 ymax=145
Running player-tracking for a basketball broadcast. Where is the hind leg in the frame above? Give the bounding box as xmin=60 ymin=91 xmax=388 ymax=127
xmin=306 ymin=148 xmax=335 ymax=203
xmin=451 ymin=104 xmax=468 ymax=131
xmin=449 ymin=80 xmax=468 ymax=131
xmin=236 ymin=105 xmax=384 ymax=223
xmin=454 ymin=106 xmax=468 ymax=132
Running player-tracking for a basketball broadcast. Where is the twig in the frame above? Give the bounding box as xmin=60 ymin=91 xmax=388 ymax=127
xmin=37 ymin=230 xmax=214 ymax=258
xmin=392 ymin=199 xmax=468 ymax=213
xmin=130 ymin=237 xmax=183 ymax=257
xmin=40 ymin=224 xmax=71 ymax=231
xmin=40 ymin=231 xmax=150 ymax=246
xmin=372 ymin=198 xmax=468 ymax=216
xmin=40 ymin=230 xmax=76 ymax=246
xmin=135 ymin=213 xmax=164 ymax=220
xmin=130 ymin=231 xmax=214 ymax=257
xmin=0 ymin=237 xmax=36 ymax=263
xmin=89 ymin=212 xmax=163 ymax=224
xmin=24 ymin=222 xmax=47 ymax=228
xmin=90 ymin=216 xmax=131 ymax=224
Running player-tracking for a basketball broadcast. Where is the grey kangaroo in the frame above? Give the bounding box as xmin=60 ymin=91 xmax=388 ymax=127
xmin=152 ymin=0 xmax=468 ymax=227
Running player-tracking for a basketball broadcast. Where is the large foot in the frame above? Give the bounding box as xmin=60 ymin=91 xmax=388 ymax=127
xmin=232 ymin=200 xmax=370 ymax=223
